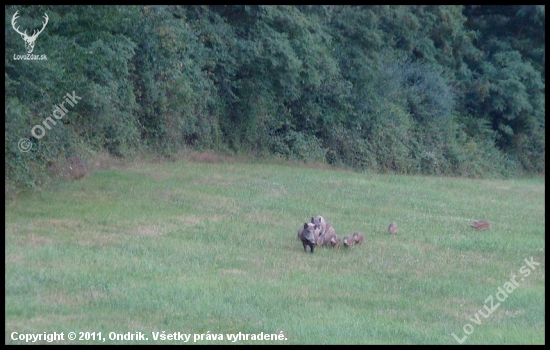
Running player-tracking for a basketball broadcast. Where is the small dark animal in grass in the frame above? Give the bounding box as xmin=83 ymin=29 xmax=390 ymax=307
xmin=471 ymin=220 xmax=491 ymax=231
xmin=388 ymin=222 xmax=398 ymax=235
xmin=352 ymin=232 xmax=365 ymax=245
xmin=297 ymin=221 xmax=320 ymax=240
xmin=298 ymin=223 xmax=320 ymax=253
xmin=329 ymin=234 xmax=341 ymax=248
xmin=343 ymin=235 xmax=355 ymax=247
xmin=320 ymin=233 xmax=340 ymax=248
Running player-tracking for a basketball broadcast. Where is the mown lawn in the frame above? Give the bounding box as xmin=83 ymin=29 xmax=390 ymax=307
xmin=5 ymin=158 xmax=545 ymax=344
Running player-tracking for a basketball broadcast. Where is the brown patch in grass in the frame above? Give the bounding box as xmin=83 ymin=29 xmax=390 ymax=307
xmin=5 ymin=253 xmax=24 ymax=264
xmin=48 ymin=156 xmax=88 ymax=181
xmin=7 ymin=314 xmax=88 ymax=341
xmin=268 ymin=187 xmax=287 ymax=197
xmin=498 ymin=308 xmax=526 ymax=320
xmin=46 ymin=218 xmax=85 ymax=231
xmin=244 ymin=212 xmax=275 ymax=225
xmin=447 ymin=297 xmax=474 ymax=308
xmin=75 ymin=230 xmax=120 ymax=246
xmin=88 ymin=152 xmax=125 ymax=170
xmin=272 ymin=157 xmax=333 ymax=172
xmin=7 ymin=219 xmax=87 ymax=247
xmin=195 ymin=174 xmax=226 ymax=185
xmin=187 ymin=150 xmax=235 ymax=163
xmin=176 ymin=214 xmax=221 ymax=226
xmin=137 ymin=224 xmax=168 ymax=237
xmin=17 ymin=233 xmax=54 ymax=247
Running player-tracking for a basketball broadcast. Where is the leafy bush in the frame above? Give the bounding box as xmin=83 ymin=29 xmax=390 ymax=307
xmin=4 ymin=5 xmax=545 ymax=192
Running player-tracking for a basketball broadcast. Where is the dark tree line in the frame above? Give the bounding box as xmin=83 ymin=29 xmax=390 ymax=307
xmin=5 ymin=5 xmax=545 ymax=189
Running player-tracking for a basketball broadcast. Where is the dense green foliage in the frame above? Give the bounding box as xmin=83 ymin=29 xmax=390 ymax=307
xmin=5 ymin=5 xmax=545 ymax=188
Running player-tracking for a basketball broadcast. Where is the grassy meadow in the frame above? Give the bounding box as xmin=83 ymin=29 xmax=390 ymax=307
xmin=5 ymin=155 xmax=545 ymax=344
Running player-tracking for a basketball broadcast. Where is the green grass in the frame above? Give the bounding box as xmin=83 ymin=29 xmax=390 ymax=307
xmin=5 ymin=159 xmax=545 ymax=344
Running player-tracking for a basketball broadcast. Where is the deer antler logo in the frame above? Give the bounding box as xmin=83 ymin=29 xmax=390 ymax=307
xmin=11 ymin=11 xmax=49 ymax=54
